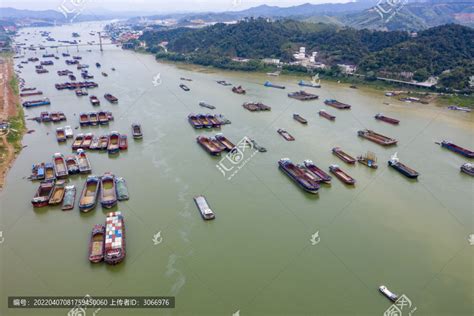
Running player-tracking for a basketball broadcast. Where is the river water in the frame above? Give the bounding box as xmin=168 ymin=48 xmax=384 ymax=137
xmin=0 ymin=22 xmax=473 ymax=316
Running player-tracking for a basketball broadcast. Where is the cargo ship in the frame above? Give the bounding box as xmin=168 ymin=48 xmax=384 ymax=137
xmin=20 ymin=91 xmax=43 ymax=97
xmin=329 ymin=165 xmax=356 ymax=185
xmin=196 ymin=136 xmax=223 ymax=156
xmin=440 ymin=141 xmax=474 ymax=158
xmin=243 ymin=102 xmax=271 ymax=112
xmin=31 ymin=181 xmax=55 ymax=207
xmin=388 ymin=153 xmax=419 ymax=179
xmin=89 ymin=95 xmax=100 ymax=106
xmin=79 ymin=175 xmax=100 ymax=212
xmin=232 ymin=86 xmax=246 ymax=94
xmin=264 ymin=81 xmax=285 ymax=89
xmin=89 ymin=224 xmax=105 ymax=263
xmin=357 ymin=129 xmax=397 ymax=146
xmin=324 ymin=99 xmax=351 ymax=110
xmin=104 ymin=211 xmax=126 ymax=265
xmin=193 ymin=195 xmax=216 ymax=220
xmin=104 ymin=93 xmax=118 ymax=104
xmin=293 ymin=114 xmax=308 ymax=124
xmin=303 ymin=160 xmax=332 ymax=184
xmin=318 ymin=110 xmax=335 ymax=121
xmin=375 ymin=113 xmax=400 ymax=125
xmin=22 ymin=98 xmax=51 ymax=108
xmin=332 ymin=147 xmax=356 ymax=164
xmin=288 ymin=91 xmax=319 ymax=101
xmin=277 ymin=129 xmax=295 ymax=141
xmin=298 ymin=80 xmax=321 ymax=88
xmin=357 ymin=151 xmax=378 ymax=169
xmin=53 ymin=153 xmax=68 ymax=178
xmin=278 ymin=158 xmax=320 ymax=194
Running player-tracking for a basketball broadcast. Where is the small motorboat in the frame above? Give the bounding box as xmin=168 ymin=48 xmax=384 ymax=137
xmin=56 ymin=127 xmax=67 ymax=142
xmin=64 ymin=126 xmax=73 ymax=138
xmin=193 ymin=195 xmax=215 ymax=220
xmin=119 ymin=134 xmax=128 ymax=150
xmin=293 ymin=114 xmax=308 ymax=124
xmin=199 ymin=101 xmax=216 ymax=110
xmin=131 ymin=123 xmax=143 ymax=139
xmin=72 ymin=133 xmax=84 ymax=150
xmin=49 ymin=180 xmax=66 ymax=205
xmin=107 ymin=132 xmax=120 ymax=154
xmin=332 ymin=147 xmax=356 ymax=164
xmin=44 ymin=162 xmax=56 ymax=182
xmin=31 ymin=181 xmax=54 ymax=207
xmin=379 ymin=285 xmax=398 ymax=303
xmin=79 ymin=175 xmax=100 ymax=212
xmin=179 ymin=84 xmax=190 ymax=91
xmin=65 ymin=155 xmax=80 ymax=174
xmin=53 ymin=153 xmax=68 ymax=178
xmin=100 ymin=172 xmax=117 ymax=209
xmin=89 ymin=224 xmax=105 ymax=263
xmin=61 ymin=185 xmax=76 ymax=210
xmin=460 ymin=163 xmax=474 ymax=176
xmin=115 ymin=177 xmax=129 ymax=201
xmin=277 ymin=129 xmax=295 ymax=141
xmin=76 ymin=149 xmax=92 ymax=173
xmin=329 ymin=165 xmax=356 ymax=185
xmin=101 ymin=72 xmax=108 ymax=77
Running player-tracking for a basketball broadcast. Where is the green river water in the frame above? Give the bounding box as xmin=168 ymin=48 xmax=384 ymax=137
xmin=0 ymin=22 xmax=473 ymax=316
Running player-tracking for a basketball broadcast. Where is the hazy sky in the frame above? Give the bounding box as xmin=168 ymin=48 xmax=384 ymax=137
xmin=2 ymin=0 xmax=351 ymax=13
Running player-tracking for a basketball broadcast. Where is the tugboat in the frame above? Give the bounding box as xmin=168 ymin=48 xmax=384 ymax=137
xmin=439 ymin=140 xmax=474 ymax=158
xmin=379 ymin=285 xmax=398 ymax=303
xmin=193 ymin=195 xmax=216 ymax=220
xmin=88 ymin=224 xmax=105 ymax=263
xmin=460 ymin=163 xmax=474 ymax=176
xmin=278 ymin=158 xmax=320 ymax=194
xmin=357 ymin=151 xmax=378 ymax=169
xmin=104 ymin=211 xmax=126 ymax=265
xmin=388 ymin=153 xmax=419 ymax=179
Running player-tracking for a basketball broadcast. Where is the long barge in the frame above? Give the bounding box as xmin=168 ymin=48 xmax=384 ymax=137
xmin=357 ymin=129 xmax=398 ymax=146
xmin=324 ymin=99 xmax=351 ymax=110
xmin=329 ymin=165 xmax=356 ymax=185
xmin=288 ymin=91 xmax=319 ymax=101
xmin=332 ymin=147 xmax=356 ymax=164
xmin=22 ymin=98 xmax=51 ymax=108
xmin=20 ymin=91 xmax=43 ymax=97
xmin=243 ymin=102 xmax=271 ymax=112
xmin=298 ymin=80 xmax=321 ymax=88
xmin=375 ymin=113 xmax=400 ymax=125
xmin=278 ymin=158 xmax=319 ymax=194
xmin=303 ymin=160 xmax=332 ymax=184
xmin=264 ymin=81 xmax=286 ymax=89
xmin=55 ymin=81 xmax=98 ymax=90
xmin=196 ymin=136 xmax=224 ymax=156
xmin=440 ymin=140 xmax=474 ymax=158
xmin=319 ymin=110 xmax=335 ymax=121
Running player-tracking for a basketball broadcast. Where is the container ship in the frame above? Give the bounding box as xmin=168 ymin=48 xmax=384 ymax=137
xmin=388 ymin=153 xmax=419 ymax=179
xmin=324 ymin=99 xmax=351 ymax=110
xmin=278 ymin=158 xmax=320 ymax=194
xmin=104 ymin=212 xmax=126 ymax=265
xmin=440 ymin=141 xmax=474 ymax=158
xmin=357 ymin=129 xmax=397 ymax=146
xmin=374 ymin=113 xmax=400 ymax=125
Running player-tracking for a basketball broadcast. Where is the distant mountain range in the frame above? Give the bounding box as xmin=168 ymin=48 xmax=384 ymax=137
xmin=1 ymin=0 xmax=473 ymax=31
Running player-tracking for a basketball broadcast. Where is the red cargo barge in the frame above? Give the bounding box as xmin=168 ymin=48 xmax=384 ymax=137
xmin=375 ymin=113 xmax=399 ymax=125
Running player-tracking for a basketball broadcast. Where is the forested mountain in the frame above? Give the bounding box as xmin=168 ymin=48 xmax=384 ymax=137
xmin=139 ymin=19 xmax=474 ymax=90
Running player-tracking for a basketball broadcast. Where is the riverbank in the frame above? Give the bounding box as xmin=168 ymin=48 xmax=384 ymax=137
xmin=0 ymin=53 xmax=25 ymax=190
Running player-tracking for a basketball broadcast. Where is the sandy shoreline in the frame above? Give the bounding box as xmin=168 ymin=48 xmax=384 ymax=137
xmin=0 ymin=55 xmax=22 ymax=190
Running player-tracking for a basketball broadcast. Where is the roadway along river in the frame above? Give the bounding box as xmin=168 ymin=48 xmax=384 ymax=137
xmin=0 ymin=21 xmax=473 ymax=316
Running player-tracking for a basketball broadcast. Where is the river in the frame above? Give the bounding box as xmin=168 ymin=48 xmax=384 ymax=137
xmin=0 ymin=21 xmax=473 ymax=316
